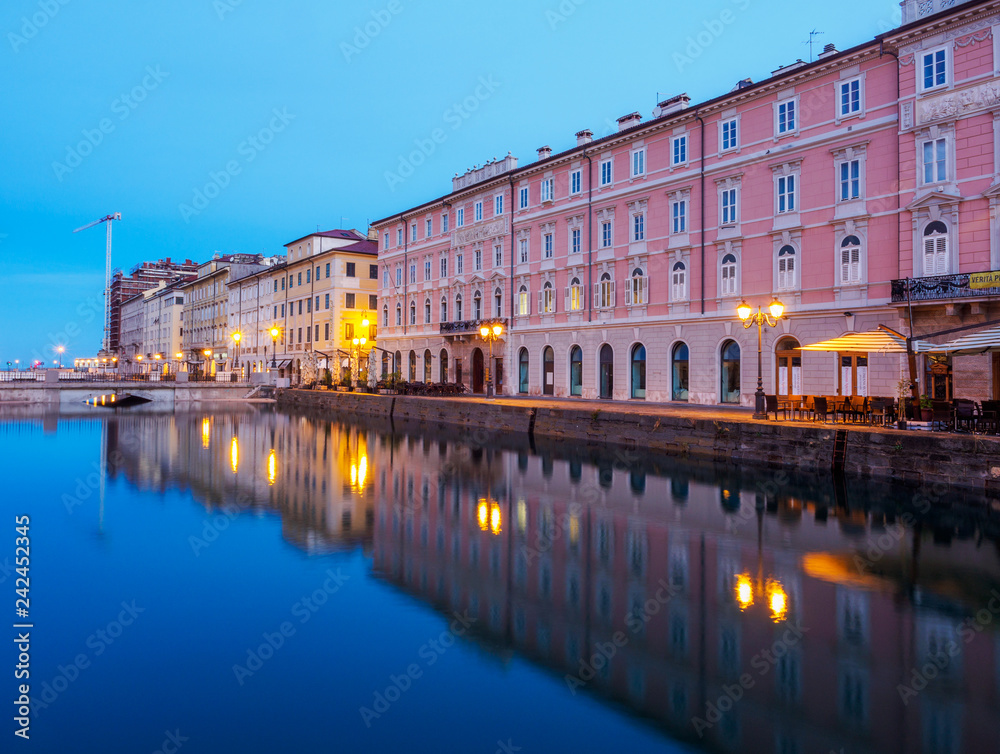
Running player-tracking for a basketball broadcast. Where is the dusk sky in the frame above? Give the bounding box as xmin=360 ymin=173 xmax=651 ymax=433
xmin=0 ymin=0 xmax=901 ymax=365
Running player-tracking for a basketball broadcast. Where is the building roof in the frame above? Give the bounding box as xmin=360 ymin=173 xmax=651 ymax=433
xmin=284 ymin=229 xmax=367 ymax=247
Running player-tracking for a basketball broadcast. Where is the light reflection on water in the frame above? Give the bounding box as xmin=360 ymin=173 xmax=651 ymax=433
xmin=4 ymin=403 xmax=1000 ymax=753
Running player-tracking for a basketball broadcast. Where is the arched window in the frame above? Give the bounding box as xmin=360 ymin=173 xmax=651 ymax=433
xmin=543 ymin=346 xmax=554 ymax=395
xmin=439 ymin=349 xmax=449 ymax=383
xmin=395 ymin=303 xmax=402 ymax=326
xmin=518 ymin=285 xmax=529 ymax=316
xmin=923 ymin=221 xmax=948 ymax=275
xmin=494 ymin=288 xmax=503 ymax=318
xmin=597 ymin=273 xmax=614 ymax=309
xmin=671 ymin=262 xmax=687 ymax=301
xmin=777 ymin=245 xmax=797 ymax=290
xmin=627 ymin=268 xmax=647 ymax=306
xmin=541 ymin=281 xmax=555 ymax=313
xmin=382 ymin=305 xmax=388 ymax=327
xmin=440 ymin=297 xmax=448 ymax=322
xmin=409 ymin=301 xmax=416 ymax=325
xmin=568 ymin=277 xmax=583 ymax=311
xmin=672 ymin=343 xmax=689 ymax=401
xmin=839 ymin=236 xmax=862 ymax=284
xmin=408 ymin=351 xmax=416 ymax=381
xmin=455 ymin=294 xmax=463 ymax=321
xmin=424 ymin=349 xmax=432 ymax=383
xmin=393 ymin=350 xmax=401 ymax=375
xmin=721 ymin=253 xmax=738 ymax=296
xmin=424 ymin=299 xmax=431 ymax=324
xmin=630 ymin=344 xmax=646 ymax=399
xmin=720 ymin=340 xmax=741 ymax=404
xmin=518 ymin=348 xmax=529 ymax=393
xmin=473 ymin=290 xmax=482 ymax=320
xmin=570 ymin=346 xmax=583 ymax=396
xmin=599 ymin=344 xmax=614 ymax=398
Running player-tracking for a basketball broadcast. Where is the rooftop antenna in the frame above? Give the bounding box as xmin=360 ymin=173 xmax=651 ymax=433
xmin=804 ymin=29 xmax=824 ymax=62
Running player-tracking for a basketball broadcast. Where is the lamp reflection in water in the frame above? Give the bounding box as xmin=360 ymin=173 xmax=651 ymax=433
xmin=733 ymin=501 xmax=790 ymax=623
xmin=267 ymin=450 xmax=277 ymax=486
xmin=230 ymin=437 xmax=239 ymax=474
xmin=477 ymin=498 xmax=502 ymax=535
xmin=201 ymin=418 xmax=210 ymax=449
xmin=348 ymin=433 xmax=369 ymax=492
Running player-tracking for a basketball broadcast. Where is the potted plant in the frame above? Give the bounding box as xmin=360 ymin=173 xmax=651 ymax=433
xmin=321 ymin=369 xmax=332 ymax=390
xmin=337 ymin=368 xmax=352 ymax=391
xmin=895 ymin=378 xmax=909 ymax=429
xmin=919 ymin=394 xmax=933 ymax=422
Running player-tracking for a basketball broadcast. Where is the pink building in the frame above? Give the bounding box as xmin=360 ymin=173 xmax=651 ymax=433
xmin=373 ymin=0 xmax=1000 ymax=404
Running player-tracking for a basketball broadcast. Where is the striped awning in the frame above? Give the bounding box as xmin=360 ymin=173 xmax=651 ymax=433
xmin=800 ymin=326 xmax=923 ymax=354
xmin=918 ymin=324 xmax=1000 ymax=354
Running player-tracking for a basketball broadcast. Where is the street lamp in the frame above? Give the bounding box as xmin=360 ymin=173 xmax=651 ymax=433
xmin=269 ymin=326 xmax=281 ymax=368
xmin=737 ymin=297 xmax=785 ymax=420
xmin=56 ymin=345 xmax=65 ymax=369
xmin=352 ymin=336 xmax=368 ymax=388
xmin=478 ymin=320 xmax=504 ymax=399
xmin=232 ymin=331 xmax=242 ymax=370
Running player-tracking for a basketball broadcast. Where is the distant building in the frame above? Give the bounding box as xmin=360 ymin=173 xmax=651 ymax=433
xmin=107 ymin=258 xmax=198 ymax=355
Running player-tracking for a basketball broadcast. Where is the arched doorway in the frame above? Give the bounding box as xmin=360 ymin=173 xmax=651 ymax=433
xmin=472 ymin=348 xmax=485 ymax=393
xmin=720 ymin=340 xmax=741 ymax=404
xmin=569 ymin=346 xmax=583 ymax=396
xmin=672 ymin=343 xmax=689 ymax=401
xmin=775 ymin=337 xmax=801 ymax=396
xmin=518 ymin=348 xmax=529 ymax=394
xmin=393 ymin=351 xmax=401 ymax=376
xmin=439 ymin=349 xmax=449 ymax=383
xmin=543 ymin=346 xmax=554 ymax=395
xmin=630 ymin=344 xmax=646 ymax=399
xmin=599 ymin=344 xmax=614 ymax=399
xmin=408 ymin=351 xmax=417 ymax=382
xmin=424 ymin=349 xmax=432 ymax=383
xmin=381 ymin=352 xmax=389 ymax=379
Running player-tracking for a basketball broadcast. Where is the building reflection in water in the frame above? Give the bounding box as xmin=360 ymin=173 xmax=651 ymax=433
xmin=370 ymin=434 xmax=1000 ymax=754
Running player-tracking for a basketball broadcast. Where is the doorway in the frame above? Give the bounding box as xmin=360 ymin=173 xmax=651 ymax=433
xmin=599 ymin=344 xmax=614 ymax=399
xmin=472 ymin=348 xmax=485 ymax=394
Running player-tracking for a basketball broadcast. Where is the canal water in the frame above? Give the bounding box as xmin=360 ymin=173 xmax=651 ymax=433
xmin=4 ymin=404 xmax=1000 ymax=753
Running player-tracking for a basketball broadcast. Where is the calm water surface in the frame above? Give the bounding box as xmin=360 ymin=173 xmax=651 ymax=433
xmin=4 ymin=404 xmax=1000 ymax=754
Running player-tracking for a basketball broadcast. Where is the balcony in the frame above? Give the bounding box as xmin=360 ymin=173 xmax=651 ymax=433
xmin=891 ymin=273 xmax=1000 ymax=303
xmin=439 ymin=318 xmax=508 ymax=337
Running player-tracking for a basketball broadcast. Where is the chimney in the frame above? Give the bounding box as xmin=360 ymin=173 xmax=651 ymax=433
xmin=617 ymin=112 xmax=642 ymax=132
xmin=367 ymin=228 xmax=378 ymax=241
xmin=818 ymin=43 xmax=838 ymax=59
xmin=653 ymin=94 xmax=690 ymax=118
xmin=537 ymin=145 xmax=552 ymax=161
xmin=576 ymin=129 xmax=593 ymax=146
xmin=731 ymin=78 xmax=754 ymax=91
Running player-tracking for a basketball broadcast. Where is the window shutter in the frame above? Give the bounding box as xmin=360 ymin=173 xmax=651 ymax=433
xmin=923 ymin=236 xmax=936 ymax=276
xmin=935 ymin=236 xmax=947 ymax=274
xmin=594 ymin=283 xmax=600 ymax=307
xmin=841 ymin=249 xmax=850 ymax=283
xmin=625 ymin=281 xmax=633 ymax=306
xmin=610 ymin=281 xmax=616 ymax=307
xmin=565 ymin=290 xmax=571 ymax=312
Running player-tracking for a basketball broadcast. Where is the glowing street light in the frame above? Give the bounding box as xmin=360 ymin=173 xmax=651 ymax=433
xmin=269 ymin=326 xmax=281 ymax=368
xmin=478 ymin=320 xmax=505 ymax=399
xmin=737 ymin=297 xmax=786 ymax=419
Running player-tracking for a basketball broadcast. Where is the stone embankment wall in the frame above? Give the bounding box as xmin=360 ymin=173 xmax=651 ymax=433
xmin=277 ymin=390 xmax=1000 ymax=495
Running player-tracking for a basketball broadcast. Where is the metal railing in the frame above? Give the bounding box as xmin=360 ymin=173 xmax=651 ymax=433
xmin=891 ymin=273 xmax=1000 ymax=303
xmin=440 ymin=318 xmax=508 ymax=335
xmin=0 ymin=372 xmax=43 ymax=382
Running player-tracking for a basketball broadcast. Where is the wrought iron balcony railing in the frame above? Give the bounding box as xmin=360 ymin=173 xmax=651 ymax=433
xmin=439 ymin=318 xmax=508 ymax=335
xmin=891 ymin=273 xmax=1000 ymax=303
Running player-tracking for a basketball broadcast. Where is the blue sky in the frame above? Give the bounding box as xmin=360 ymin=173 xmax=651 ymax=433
xmin=0 ymin=0 xmax=901 ymax=364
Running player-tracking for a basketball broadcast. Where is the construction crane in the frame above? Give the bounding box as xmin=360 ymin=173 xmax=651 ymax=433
xmin=73 ymin=212 xmax=122 ymax=354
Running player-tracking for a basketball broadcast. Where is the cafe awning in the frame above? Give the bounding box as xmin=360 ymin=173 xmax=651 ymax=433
xmin=272 ymin=359 xmax=291 ymax=369
xmin=917 ymin=324 xmax=1000 ymax=354
xmin=800 ymin=326 xmax=925 ymax=354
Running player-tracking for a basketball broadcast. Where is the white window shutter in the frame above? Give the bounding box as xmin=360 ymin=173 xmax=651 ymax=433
xmin=625 ymin=281 xmax=633 ymax=306
xmin=594 ymin=283 xmax=600 ymax=307
xmin=610 ymin=281 xmax=616 ymax=307
xmin=923 ymin=237 xmax=935 ymax=276
xmin=564 ymin=290 xmax=571 ymax=311
xmin=935 ymin=236 xmax=947 ymax=274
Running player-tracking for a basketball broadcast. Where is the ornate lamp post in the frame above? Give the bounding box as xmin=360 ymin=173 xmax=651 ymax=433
xmin=56 ymin=345 xmax=65 ymax=369
xmin=351 ymin=336 xmax=367 ymax=388
xmin=737 ymin=297 xmax=785 ymax=420
xmin=232 ymin=331 xmax=242 ymax=371
xmin=478 ymin=321 xmax=504 ymax=399
xmin=269 ymin=326 xmax=281 ymax=368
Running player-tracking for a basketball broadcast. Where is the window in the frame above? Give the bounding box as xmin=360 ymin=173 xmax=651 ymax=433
xmin=395 ymin=304 xmax=402 ymax=326
xmin=544 ymin=233 xmax=554 ymax=259
xmin=494 ymin=287 xmax=503 ymax=317
xmin=721 ymin=253 xmax=738 ymax=296
xmin=672 ymin=343 xmax=689 ymax=401
xmin=409 ymin=264 xmax=416 ymax=284
xmin=456 ymin=254 xmax=464 ymax=274
xmin=345 ymin=262 xmax=355 ymax=278
xmin=410 ymin=224 xmax=417 ymax=242
xmin=518 ymin=349 xmax=529 ymax=394
xmin=424 ymin=260 xmax=431 ymax=280
xmin=517 ymin=285 xmax=529 ymax=316
xmin=474 ymin=249 xmax=482 ymax=271
xmin=923 ymin=221 xmax=948 ymax=275
xmin=840 ymin=79 xmax=861 ymax=116
xmin=440 ymin=298 xmax=447 ymax=322
xmin=922 ymin=48 xmax=947 ymax=90
xmin=297 ymin=272 xmax=302 ymax=286
xmin=382 ymin=305 xmax=388 ymax=327
xmin=440 ymin=257 xmax=447 ymax=278
xmin=672 ymin=200 xmax=686 ymax=233
xmin=671 ymin=136 xmax=687 ymax=165
xmin=778 ymin=245 xmax=797 ymax=289
xmin=541 ymin=281 xmax=555 ymax=313
xmin=495 ymin=194 xmax=504 ymax=216
xmin=474 ymin=201 xmax=483 ymax=222
xmin=519 ymin=238 xmax=529 ymax=264
xmin=457 ymin=208 xmax=465 ymax=227
xmin=383 ymin=232 xmax=389 ymax=249
xmin=601 ymin=221 xmax=612 ymax=248
xmin=425 ymin=218 xmax=432 ymax=237
xmin=570 ymin=346 xmax=583 ymax=396
xmin=777 ymin=175 xmax=796 ymax=213
xmin=777 ymin=99 xmax=796 ymax=134
xmin=626 ymin=268 xmax=647 ymax=306
xmin=281 ymin=277 xmax=286 ymax=290
xmin=600 ymin=159 xmax=612 ymax=186
xmin=630 ymin=344 xmax=646 ymax=399
xmin=671 ymin=262 xmax=688 ymax=301
xmin=345 ymin=293 xmax=356 ymax=309
xmin=409 ymin=301 xmax=416 ymax=325
xmin=632 ymin=148 xmax=646 ymax=176
xmin=298 ymin=300 xmax=303 ymax=315
xmin=922 ymin=138 xmax=947 ymax=184
xmin=369 ymin=294 xmax=377 ymax=309
xmin=570 ymin=169 xmax=582 ymax=194
xmin=473 ymin=291 xmax=482 ymax=320
xmin=721 ymin=118 xmax=738 ymax=151
xmin=567 ymin=277 xmax=584 ymax=311
xmin=324 ymin=323 xmax=330 ymax=340
xmin=442 ymin=213 xmax=449 ymax=233
xmin=455 ymin=294 xmax=463 ymax=320
xmin=494 ymin=245 xmax=503 ymax=268
xmin=633 ymin=213 xmax=644 ymax=242
xmin=840 ymin=160 xmax=860 ymax=201
xmin=841 ymin=235 xmax=862 ymax=283
xmin=519 ymin=186 xmax=529 ymax=209
xmin=397 ymin=229 xmax=403 ymax=246
xmin=721 ymin=188 xmax=738 ymax=225
xmin=424 ymin=299 xmax=431 ymax=324
xmin=596 ymin=273 xmax=614 ymax=309
xmin=383 ymin=269 xmax=390 ymax=288
xmin=541 ymin=178 xmax=554 ymax=202
xmin=324 ymin=293 xmax=330 ymax=309
xmin=571 ymin=227 xmax=581 ymax=254
xmin=395 ymin=268 xmax=402 ymax=286
xmin=305 ymin=269 xmax=310 ymax=284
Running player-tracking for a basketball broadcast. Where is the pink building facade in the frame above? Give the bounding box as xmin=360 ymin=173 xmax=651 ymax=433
xmin=374 ymin=0 xmax=1000 ymax=404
